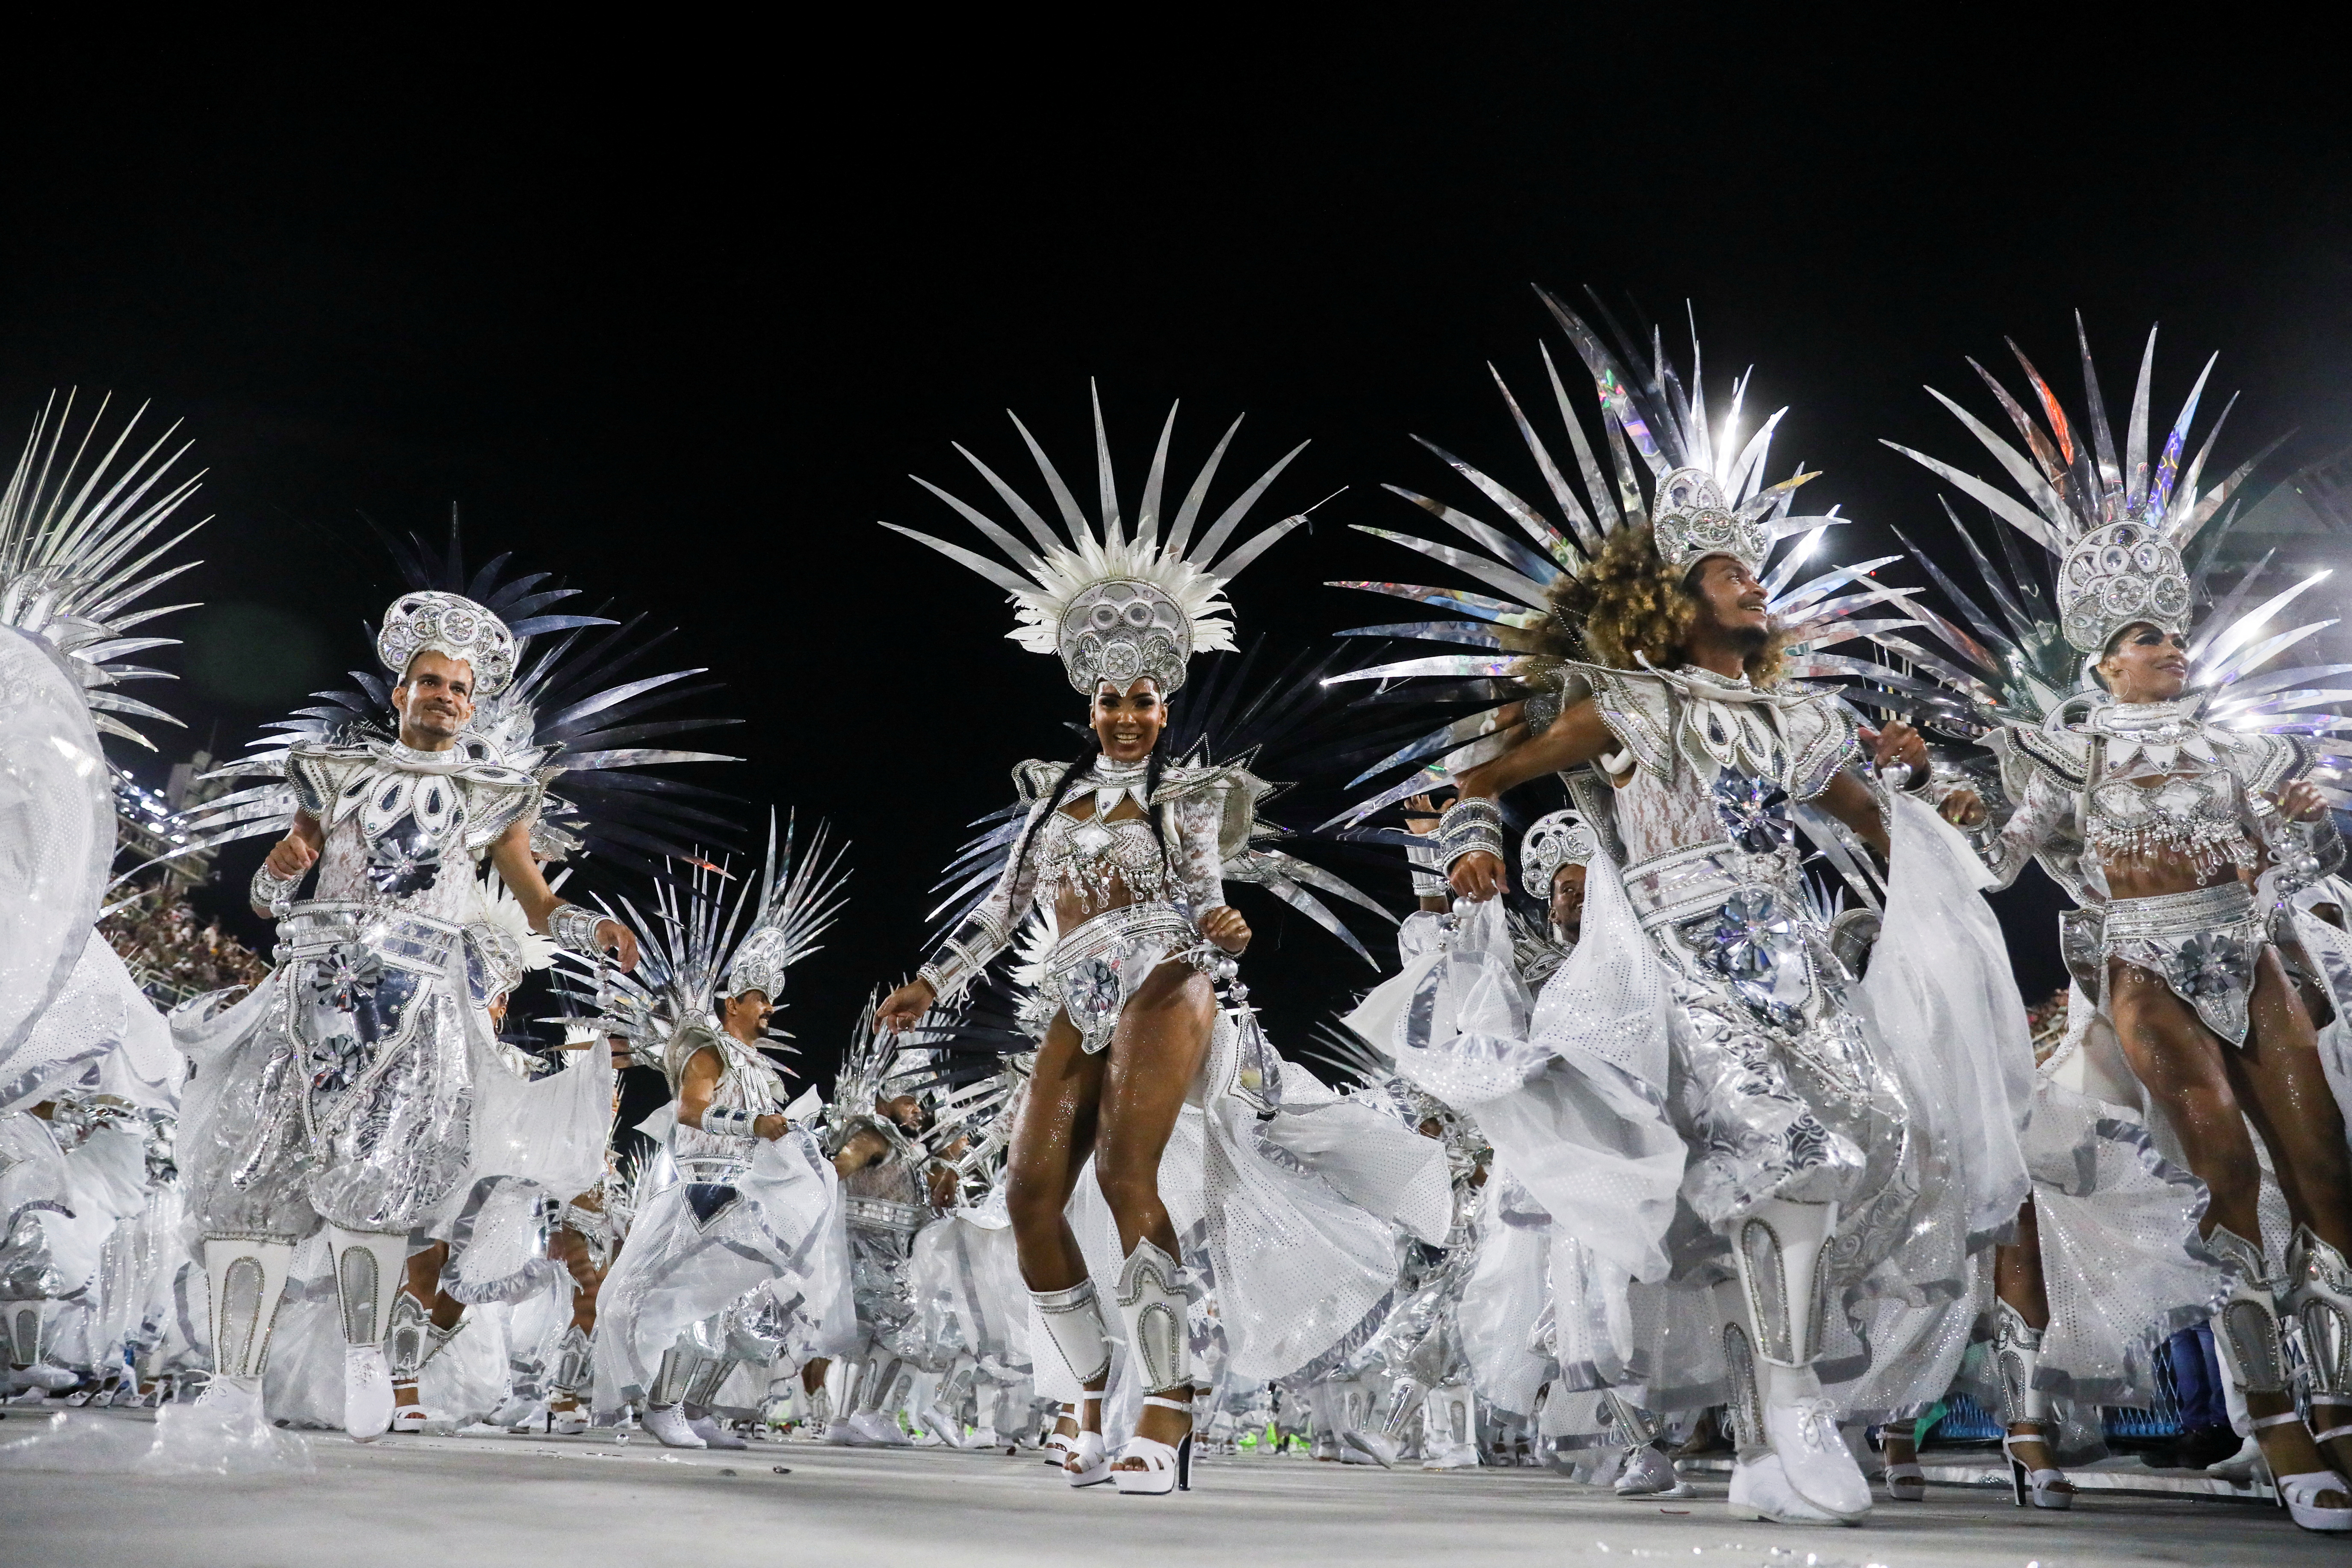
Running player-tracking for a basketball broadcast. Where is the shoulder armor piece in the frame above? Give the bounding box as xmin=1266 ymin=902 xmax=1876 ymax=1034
xmin=2009 ymin=723 xmax=2089 ymax=788
xmin=1578 ymin=664 xmax=1675 ymax=778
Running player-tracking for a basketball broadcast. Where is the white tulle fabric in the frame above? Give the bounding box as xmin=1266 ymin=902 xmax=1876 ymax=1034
xmin=0 ymin=627 xmax=114 ymax=1096
xmin=1346 ymin=871 xmax=1683 ymax=1288
xmin=590 ymin=1122 xmax=849 ymax=1410
xmin=1862 ymin=793 xmax=2036 ymax=1245
xmin=2 ymin=938 xmax=180 ymax=1115
xmin=1826 ymin=792 xmax=2039 ymax=1418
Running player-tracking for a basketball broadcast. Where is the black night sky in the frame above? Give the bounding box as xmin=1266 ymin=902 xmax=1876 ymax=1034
xmin=10 ymin=18 xmax=2349 ymax=1090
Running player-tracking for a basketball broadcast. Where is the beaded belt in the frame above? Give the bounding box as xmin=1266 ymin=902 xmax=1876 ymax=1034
xmin=1620 ymin=842 xmax=1802 ymax=933
xmin=2100 ymin=880 xmax=2257 ymax=945
xmin=1042 ymin=901 xmax=1196 ymax=982
xmin=276 ymin=901 xmax=462 ymax=974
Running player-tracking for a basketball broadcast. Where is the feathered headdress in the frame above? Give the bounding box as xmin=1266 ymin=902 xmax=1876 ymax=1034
xmin=1321 ymin=286 xmax=1919 ymax=827
xmin=565 ymin=811 xmax=849 ymax=1070
xmin=166 ymin=518 xmax=743 ymax=878
xmin=1883 ymin=314 xmax=2278 ymax=658
xmin=881 ymin=383 xmax=1321 ymax=694
xmin=1875 ymin=319 xmax=2345 ymax=797
xmin=0 ymin=392 xmax=207 ymax=750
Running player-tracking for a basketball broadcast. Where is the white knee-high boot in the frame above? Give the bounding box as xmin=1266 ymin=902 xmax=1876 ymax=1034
xmin=1723 ymin=1199 xmax=1867 ymax=1524
xmin=325 ymin=1226 xmax=410 ymax=1440
xmin=198 ymin=1236 xmax=296 ymax=1413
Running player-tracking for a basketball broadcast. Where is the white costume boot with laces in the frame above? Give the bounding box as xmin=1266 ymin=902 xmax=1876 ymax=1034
xmin=326 ymin=1228 xmax=409 ymax=1442
xmin=1725 ymin=1200 xmax=1867 ymax=1524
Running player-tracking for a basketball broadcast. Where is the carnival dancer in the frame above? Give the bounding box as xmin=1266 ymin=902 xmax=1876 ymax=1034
xmin=875 ymin=388 xmax=1449 ymax=1495
xmin=166 ymin=590 xmax=641 ymax=1442
xmin=807 ymin=1014 xmax=954 ymax=1447
xmin=585 ymin=818 xmax=853 ymax=1449
xmin=1884 ymin=320 xmax=2352 ymax=1530
xmin=1332 ymin=289 xmax=2024 ymax=1526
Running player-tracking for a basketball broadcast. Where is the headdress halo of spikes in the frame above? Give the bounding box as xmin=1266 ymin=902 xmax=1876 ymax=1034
xmin=162 ymin=512 xmax=745 ymax=883
xmin=880 ymin=381 xmax=1335 ymax=695
xmin=1318 ymin=285 xmax=1923 ymax=830
xmin=1879 ymin=317 xmax=2349 ymax=802
xmin=554 ymin=809 xmax=849 ymax=1081
xmin=0 ymin=390 xmax=208 ymax=751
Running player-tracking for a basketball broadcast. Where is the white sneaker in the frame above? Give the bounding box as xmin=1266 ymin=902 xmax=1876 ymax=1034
xmin=1420 ymin=1441 xmax=1480 ymax=1471
xmin=1762 ymin=1396 xmax=1869 ymax=1522
xmin=549 ymin=1408 xmax=590 ymax=1436
xmin=848 ymin=1409 xmax=912 ymax=1447
xmin=688 ymin=1413 xmax=747 ymax=1450
xmin=819 ymin=1417 xmax=859 ymax=1445
xmin=1340 ymin=1429 xmax=1401 ymax=1468
xmin=195 ymin=1373 xmax=264 ymax=1418
xmin=643 ymin=1402 xmax=706 ymax=1448
xmin=1613 ymin=1444 xmax=1693 ymax=1497
xmin=390 ymin=1405 xmax=432 ymax=1433
xmin=343 ymin=1345 xmax=394 ymax=1442
xmin=1729 ymin=1450 xmax=1844 ymax=1524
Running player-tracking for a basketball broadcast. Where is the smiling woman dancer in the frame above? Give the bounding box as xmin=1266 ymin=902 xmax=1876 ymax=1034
xmin=873 ymin=392 xmax=1316 ymax=1496
xmin=1890 ymin=322 xmax=2352 ymax=1531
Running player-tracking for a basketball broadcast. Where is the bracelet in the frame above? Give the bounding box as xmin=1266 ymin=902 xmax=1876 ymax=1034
xmin=1405 ymin=837 xmax=1448 ymax=897
xmin=549 ymin=903 xmax=608 ymax=959
xmin=1434 ymin=798 xmax=1505 ymax=872
xmin=250 ymin=862 xmax=302 ymax=917
xmin=699 ymin=1105 xmax=757 ymax=1140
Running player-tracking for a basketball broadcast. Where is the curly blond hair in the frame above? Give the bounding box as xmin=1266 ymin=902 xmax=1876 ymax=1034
xmin=1527 ymin=524 xmax=1787 ymax=685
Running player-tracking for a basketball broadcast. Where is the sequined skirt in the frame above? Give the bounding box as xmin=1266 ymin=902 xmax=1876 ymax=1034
xmin=1043 ymin=901 xmax=1203 ymax=1054
xmin=1624 ymin=845 xmax=1914 ymax=1260
xmin=184 ymin=903 xmax=477 ymax=1237
xmin=2097 ymin=881 xmax=2269 ymax=1047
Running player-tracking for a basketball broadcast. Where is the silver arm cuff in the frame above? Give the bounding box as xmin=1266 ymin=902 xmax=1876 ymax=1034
xmin=921 ymin=912 xmax=1008 ymax=1004
xmin=698 ymin=1105 xmax=758 ymax=1141
xmin=1435 ymin=798 xmax=1505 ymax=872
xmin=1405 ymin=839 xmax=1449 ymax=898
xmin=250 ymin=862 xmax=302 ymax=917
xmin=548 ymin=902 xmax=608 ymax=959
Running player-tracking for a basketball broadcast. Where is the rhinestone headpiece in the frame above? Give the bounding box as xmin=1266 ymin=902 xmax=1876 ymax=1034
xmin=377 ymin=590 xmax=518 ymax=697
xmin=1650 ymin=466 xmax=1772 ymax=579
xmin=2056 ymin=518 xmax=2192 ymax=656
xmin=1520 ymin=809 xmax=1598 ymax=892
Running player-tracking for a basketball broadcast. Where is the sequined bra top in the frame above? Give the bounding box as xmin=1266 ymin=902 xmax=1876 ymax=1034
xmin=1028 ymin=761 xmax=1173 ymax=912
xmin=1986 ymin=697 xmax=2325 ymax=899
xmin=2084 ymin=766 xmax=2254 ymax=879
xmin=920 ymin=756 xmax=1238 ymax=1004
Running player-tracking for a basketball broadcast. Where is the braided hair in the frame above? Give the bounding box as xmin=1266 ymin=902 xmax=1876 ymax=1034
xmin=1005 ymin=697 xmax=1174 ymax=889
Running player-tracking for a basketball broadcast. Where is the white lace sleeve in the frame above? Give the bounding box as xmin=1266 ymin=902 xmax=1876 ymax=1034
xmin=1166 ymin=787 xmax=1228 ymax=920
xmin=921 ymin=795 xmax=1048 ymax=1003
xmin=1982 ymin=762 xmax=2074 ymax=891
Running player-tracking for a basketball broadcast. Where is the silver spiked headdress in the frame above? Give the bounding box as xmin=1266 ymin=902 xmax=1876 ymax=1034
xmin=1883 ymin=315 xmax=2269 ymax=658
xmin=1322 ymin=286 xmax=1918 ymax=828
xmin=0 ymin=391 xmax=207 ymax=750
xmin=882 ymin=383 xmax=1317 ymax=695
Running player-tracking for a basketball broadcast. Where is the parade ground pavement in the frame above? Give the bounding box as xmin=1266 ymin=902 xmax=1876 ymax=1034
xmin=0 ymin=1405 xmax=2339 ymax=1567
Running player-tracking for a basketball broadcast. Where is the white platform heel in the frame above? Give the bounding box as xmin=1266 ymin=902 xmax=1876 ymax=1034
xmin=1065 ymin=1389 xmax=1111 ymax=1487
xmin=1113 ymin=1394 xmax=1194 ymax=1495
xmin=1110 ymin=1239 xmax=1195 ymax=1497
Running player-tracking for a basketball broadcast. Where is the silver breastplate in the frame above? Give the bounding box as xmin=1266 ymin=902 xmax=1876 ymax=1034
xmin=1031 ymin=805 xmax=1167 ymax=913
xmin=2087 ymin=766 xmax=2254 ymax=878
